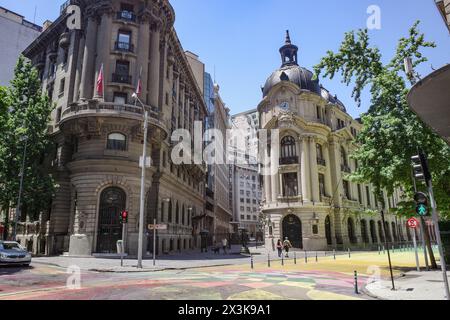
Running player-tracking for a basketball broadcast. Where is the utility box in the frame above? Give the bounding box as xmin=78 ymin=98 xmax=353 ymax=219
xmin=116 ymin=240 xmax=124 ymax=255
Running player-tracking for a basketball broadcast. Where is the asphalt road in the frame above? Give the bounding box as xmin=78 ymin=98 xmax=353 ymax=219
xmin=0 ymin=262 xmax=370 ymax=300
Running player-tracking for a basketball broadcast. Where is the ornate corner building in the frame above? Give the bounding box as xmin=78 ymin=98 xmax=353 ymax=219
xmin=20 ymin=0 xmax=208 ymax=256
xmin=260 ymin=32 xmax=414 ymax=251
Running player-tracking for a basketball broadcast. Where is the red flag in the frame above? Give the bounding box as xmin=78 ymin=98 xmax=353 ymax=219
xmin=96 ymin=64 xmax=104 ymax=97
xmin=136 ymin=66 xmax=142 ymax=96
xmin=136 ymin=77 xmax=142 ymax=96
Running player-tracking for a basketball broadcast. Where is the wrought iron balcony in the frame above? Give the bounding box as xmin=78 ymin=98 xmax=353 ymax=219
xmin=341 ymin=164 xmax=351 ymax=173
xmin=116 ymin=11 xmax=137 ymax=22
xmin=112 ymin=73 xmax=132 ymax=84
xmin=317 ymin=158 xmax=326 ymax=166
xmin=279 ymin=156 xmax=299 ymax=165
xmin=114 ymin=41 xmax=134 ymax=53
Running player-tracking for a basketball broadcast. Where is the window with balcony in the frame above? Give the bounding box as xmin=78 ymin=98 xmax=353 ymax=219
xmin=116 ymin=30 xmax=133 ymax=52
xmin=366 ymin=186 xmax=371 ymax=206
xmin=357 ymin=184 xmax=363 ymax=204
xmin=118 ymin=3 xmax=136 ymax=22
xmin=341 ymin=147 xmax=350 ymax=173
xmin=343 ymin=180 xmax=351 ymax=200
xmin=113 ymin=92 xmax=127 ymax=105
xmin=113 ymin=61 xmax=131 ymax=84
xmin=316 ymin=143 xmax=326 ymax=166
xmin=319 ymin=173 xmax=326 ymax=197
xmin=282 ymin=172 xmax=298 ymax=197
xmin=280 ymin=136 xmax=298 ymax=165
xmin=107 ymin=133 xmax=127 ymax=151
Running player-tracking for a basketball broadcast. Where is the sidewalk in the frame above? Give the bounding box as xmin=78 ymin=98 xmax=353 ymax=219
xmin=365 ymin=270 xmax=450 ymax=300
xmin=32 ymin=245 xmax=250 ymax=273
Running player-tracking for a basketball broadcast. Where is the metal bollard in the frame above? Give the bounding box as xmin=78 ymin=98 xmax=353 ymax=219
xmin=378 ymin=245 xmax=381 ymax=255
xmin=251 ymin=255 xmax=254 ymax=269
xmin=333 ymin=249 xmax=336 ymax=260
xmin=268 ymin=254 xmax=271 ymax=268
xmin=348 ymin=248 xmax=351 ymax=258
xmin=315 ymin=252 xmax=318 ymax=263
xmin=281 ymin=254 xmax=284 ymax=266
xmin=354 ymin=271 xmax=359 ymax=294
xmin=305 ymin=251 xmax=308 ymax=264
xmin=294 ymin=252 xmax=297 ymax=265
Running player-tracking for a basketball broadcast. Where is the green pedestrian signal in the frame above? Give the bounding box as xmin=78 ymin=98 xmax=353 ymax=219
xmin=416 ymin=203 xmax=428 ymax=216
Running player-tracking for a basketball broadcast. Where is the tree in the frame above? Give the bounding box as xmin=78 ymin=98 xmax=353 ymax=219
xmin=314 ymin=21 xmax=450 ymax=268
xmin=0 ymin=56 xmax=56 ymax=238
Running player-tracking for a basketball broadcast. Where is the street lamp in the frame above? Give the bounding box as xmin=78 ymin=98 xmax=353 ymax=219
xmin=12 ymin=135 xmax=28 ymax=241
xmin=132 ymin=92 xmax=149 ymax=269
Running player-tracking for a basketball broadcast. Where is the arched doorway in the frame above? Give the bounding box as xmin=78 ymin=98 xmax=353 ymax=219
xmin=360 ymin=219 xmax=369 ymax=243
xmin=370 ymin=220 xmax=377 ymax=243
xmin=282 ymin=215 xmax=302 ymax=249
xmin=325 ymin=215 xmax=332 ymax=245
xmin=348 ymin=218 xmax=357 ymax=244
xmin=97 ymin=187 xmax=126 ymax=253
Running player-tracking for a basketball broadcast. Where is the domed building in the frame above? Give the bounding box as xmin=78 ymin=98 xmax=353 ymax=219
xmin=259 ymin=31 xmax=411 ymax=250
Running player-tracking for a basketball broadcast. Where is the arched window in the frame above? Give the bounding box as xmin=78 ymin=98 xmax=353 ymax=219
xmin=182 ymin=205 xmax=185 ymax=225
xmin=107 ymin=133 xmax=127 ymax=151
xmin=280 ymin=136 xmax=297 ymax=164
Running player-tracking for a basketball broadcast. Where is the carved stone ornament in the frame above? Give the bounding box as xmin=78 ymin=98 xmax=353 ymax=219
xmin=278 ymin=110 xmax=296 ymax=129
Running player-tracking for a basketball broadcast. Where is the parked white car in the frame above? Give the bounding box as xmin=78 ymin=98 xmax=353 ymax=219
xmin=0 ymin=241 xmax=32 ymax=267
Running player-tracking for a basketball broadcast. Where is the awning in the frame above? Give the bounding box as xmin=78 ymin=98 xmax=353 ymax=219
xmin=407 ymin=64 xmax=450 ymax=144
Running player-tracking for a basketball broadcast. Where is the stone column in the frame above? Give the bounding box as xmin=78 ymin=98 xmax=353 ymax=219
xmin=80 ymin=14 xmax=98 ymax=100
xmin=309 ymin=137 xmax=320 ymax=203
xmin=94 ymin=10 xmax=113 ymax=100
xmin=264 ymin=174 xmax=271 ymax=203
xmin=271 ymin=171 xmax=279 ymax=202
xmin=137 ymin=14 xmax=150 ymax=104
xmin=323 ymin=143 xmax=333 ymax=198
xmin=73 ymin=33 xmax=85 ymax=102
xmin=300 ymin=136 xmax=311 ymax=202
xmin=149 ymin=24 xmax=161 ymax=108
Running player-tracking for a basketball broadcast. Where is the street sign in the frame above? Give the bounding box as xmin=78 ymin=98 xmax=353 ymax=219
xmin=416 ymin=203 xmax=428 ymax=216
xmin=148 ymin=224 xmax=168 ymax=230
xmin=407 ymin=218 xmax=419 ymax=229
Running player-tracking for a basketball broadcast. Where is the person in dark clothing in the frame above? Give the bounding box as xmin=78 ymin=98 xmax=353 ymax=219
xmin=276 ymin=239 xmax=283 ymax=258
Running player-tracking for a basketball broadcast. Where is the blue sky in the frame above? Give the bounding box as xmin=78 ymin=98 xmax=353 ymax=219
xmin=1 ymin=0 xmax=449 ymax=118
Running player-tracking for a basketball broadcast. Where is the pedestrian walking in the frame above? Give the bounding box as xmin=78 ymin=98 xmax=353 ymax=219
xmin=283 ymin=237 xmax=292 ymax=258
xmin=276 ymin=239 xmax=283 ymax=258
xmin=222 ymin=238 xmax=228 ymax=254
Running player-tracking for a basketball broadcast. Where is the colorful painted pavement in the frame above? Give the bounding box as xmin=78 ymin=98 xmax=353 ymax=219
xmin=0 ymin=264 xmax=370 ymax=300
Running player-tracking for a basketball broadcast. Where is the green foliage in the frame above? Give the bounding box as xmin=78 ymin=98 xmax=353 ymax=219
xmin=314 ymin=21 xmax=450 ymax=219
xmin=0 ymin=56 xmax=56 ymax=222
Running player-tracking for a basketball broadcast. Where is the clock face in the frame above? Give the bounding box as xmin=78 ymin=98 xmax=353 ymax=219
xmin=280 ymin=102 xmax=289 ymax=110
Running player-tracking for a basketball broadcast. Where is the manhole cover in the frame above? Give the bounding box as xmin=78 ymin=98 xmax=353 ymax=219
xmin=406 ymin=288 xmax=414 ymax=292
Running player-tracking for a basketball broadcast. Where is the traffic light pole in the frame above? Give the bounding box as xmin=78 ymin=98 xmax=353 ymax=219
xmin=381 ymin=210 xmax=396 ymax=291
xmin=427 ymin=181 xmax=450 ymax=300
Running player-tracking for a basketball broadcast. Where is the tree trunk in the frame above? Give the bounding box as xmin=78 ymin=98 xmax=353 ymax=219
xmin=421 ymin=216 xmax=438 ymax=269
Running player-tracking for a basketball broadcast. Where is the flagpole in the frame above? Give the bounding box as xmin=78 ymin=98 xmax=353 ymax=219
xmin=102 ymin=63 xmax=105 ymax=102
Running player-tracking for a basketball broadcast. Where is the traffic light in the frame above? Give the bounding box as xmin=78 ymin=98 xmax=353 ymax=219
xmin=414 ymin=192 xmax=429 ymax=217
xmin=411 ymin=152 xmax=431 ymax=182
xmin=120 ymin=211 xmax=129 ymax=224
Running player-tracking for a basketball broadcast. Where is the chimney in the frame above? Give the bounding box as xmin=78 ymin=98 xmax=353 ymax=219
xmin=42 ymin=20 xmax=53 ymax=31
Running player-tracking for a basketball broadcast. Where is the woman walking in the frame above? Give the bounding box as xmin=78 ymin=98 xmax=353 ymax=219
xmin=276 ymin=239 xmax=283 ymax=258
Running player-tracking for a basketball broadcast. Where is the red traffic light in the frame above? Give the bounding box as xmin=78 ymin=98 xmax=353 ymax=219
xmin=121 ymin=211 xmax=129 ymax=223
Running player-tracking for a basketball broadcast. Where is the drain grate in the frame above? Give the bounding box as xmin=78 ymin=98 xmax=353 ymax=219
xmin=406 ymin=288 xmax=414 ymax=292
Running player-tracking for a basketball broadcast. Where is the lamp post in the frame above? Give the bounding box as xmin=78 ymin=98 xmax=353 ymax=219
xmin=133 ymin=93 xmax=149 ymax=269
xmin=12 ymin=135 xmax=28 ymax=241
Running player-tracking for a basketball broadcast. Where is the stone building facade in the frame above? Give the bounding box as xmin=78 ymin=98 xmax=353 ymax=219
xmin=19 ymin=0 xmax=207 ymax=256
xmin=260 ymin=32 xmax=412 ymax=251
